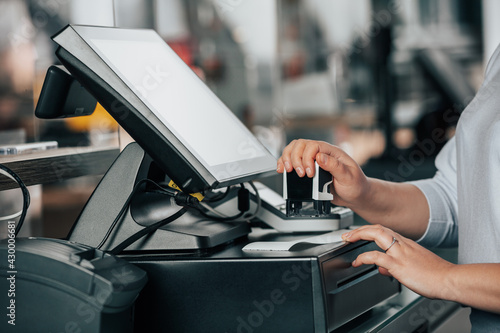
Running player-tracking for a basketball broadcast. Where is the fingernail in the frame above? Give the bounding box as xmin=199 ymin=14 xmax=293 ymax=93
xmin=352 ymin=260 xmax=356 ymax=266
xmin=306 ymin=167 xmax=312 ymax=177
xmin=296 ymin=167 xmax=304 ymax=177
xmin=342 ymin=232 xmax=351 ymax=240
xmin=319 ymin=153 xmax=327 ymax=165
xmin=284 ymin=161 xmax=291 ymax=171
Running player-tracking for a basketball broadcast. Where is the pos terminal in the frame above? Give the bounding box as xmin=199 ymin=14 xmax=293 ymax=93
xmin=38 ymin=25 xmax=401 ymax=332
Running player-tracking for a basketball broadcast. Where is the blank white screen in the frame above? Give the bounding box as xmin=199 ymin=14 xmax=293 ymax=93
xmin=90 ymin=37 xmax=265 ymax=167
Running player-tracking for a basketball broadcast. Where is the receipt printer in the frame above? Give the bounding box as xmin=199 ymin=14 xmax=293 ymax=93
xmin=0 ymin=238 xmax=147 ymax=332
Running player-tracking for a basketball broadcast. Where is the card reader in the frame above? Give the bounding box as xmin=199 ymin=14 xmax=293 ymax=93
xmin=284 ymin=161 xmax=334 ymax=216
xmin=250 ymin=186 xmax=352 ymax=233
xmin=248 ymin=162 xmax=352 ymax=232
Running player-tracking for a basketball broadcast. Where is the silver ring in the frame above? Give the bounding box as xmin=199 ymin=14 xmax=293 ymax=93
xmin=384 ymin=237 xmax=397 ymax=253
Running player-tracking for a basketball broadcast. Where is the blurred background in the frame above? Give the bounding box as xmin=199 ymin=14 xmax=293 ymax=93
xmin=0 ymin=0 xmax=495 ymax=239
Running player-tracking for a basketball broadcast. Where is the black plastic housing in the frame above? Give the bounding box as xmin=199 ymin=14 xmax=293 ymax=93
xmin=0 ymin=237 xmax=147 ymax=332
xmin=35 ymin=65 xmax=97 ymax=119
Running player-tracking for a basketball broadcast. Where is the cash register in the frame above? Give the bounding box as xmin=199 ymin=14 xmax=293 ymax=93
xmin=42 ymin=25 xmax=400 ymax=332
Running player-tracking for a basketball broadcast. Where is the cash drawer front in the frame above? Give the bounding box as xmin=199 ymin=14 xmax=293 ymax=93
xmin=322 ymin=242 xmax=401 ymax=331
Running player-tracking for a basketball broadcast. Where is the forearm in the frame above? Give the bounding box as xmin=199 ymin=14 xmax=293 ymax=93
xmin=442 ymin=263 xmax=500 ymax=314
xmin=350 ymin=178 xmax=429 ymax=240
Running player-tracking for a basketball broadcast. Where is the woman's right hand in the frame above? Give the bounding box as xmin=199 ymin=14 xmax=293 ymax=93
xmin=276 ymin=139 xmax=370 ymax=210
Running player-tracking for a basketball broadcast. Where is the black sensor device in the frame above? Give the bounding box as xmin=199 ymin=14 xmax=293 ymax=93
xmin=284 ymin=162 xmax=334 ymax=216
xmin=35 ymin=65 xmax=97 ymax=119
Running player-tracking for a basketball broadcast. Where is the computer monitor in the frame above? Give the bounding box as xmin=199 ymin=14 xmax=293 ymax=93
xmin=52 ymin=25 xmax=276 ymax=193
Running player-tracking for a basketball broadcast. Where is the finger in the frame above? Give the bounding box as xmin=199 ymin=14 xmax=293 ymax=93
xmin=276 ymin=157 xmax=285 ymax=173
xmin=342 ymin=225 xmax=399 ymax=252
xmin=302 ymin=142 xmax=322 ymax=178
xmin=353 ymin=250 xmax=393 ymax=272
xmin=289 ymin=140 xmax=308 ymax=177
xmin=280 ymin=140 xmax=344 ymax=177
xmin=280 ymin=140 xmax=297 ymax=173
xmin=316 ymin=151 xmax=352 ymax=184
xmin=341 ymin=225 xmax=372 ymax=242
xmin=295 ymin=141 xmax=342 ymax=178
xmin=342 ymin=223 xmax=390 ymax=238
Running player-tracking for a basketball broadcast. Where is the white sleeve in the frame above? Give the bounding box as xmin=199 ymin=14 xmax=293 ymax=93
xmin=409 ymin=137 xmax=459 ymax=248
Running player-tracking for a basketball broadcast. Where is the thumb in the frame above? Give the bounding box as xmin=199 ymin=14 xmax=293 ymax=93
xmin=316 ymin=152 xmax=352 ymax=182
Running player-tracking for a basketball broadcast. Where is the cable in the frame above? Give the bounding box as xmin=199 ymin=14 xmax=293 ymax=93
xmin=0 ymin=210 xmax=22 ymax=222
xmin=243 ymin=181 xmax=261 ymax=221
xmin=195 ymin=182 xmax=262 ymax=222
xmin=97 ymin=178 xmax=198 ymax=250
xmin=97 ymin=178 xmax=260 ymax=253
xmin=191 ymin=184 xmax=247 ymax=222
xmin=199 ymin=202 xmax=233 ymax=218
xmin=202 ymin=185 xmax=231 ymax=203
xmin=0 ymin=164 xmax=30 ymax=236
xmin=96 ymin=178 xmax=151 ymax=249
xmin=196 ymin=205 xmax=245 ymax=222
xmin=108 ymin=206 xmax=188 ymax=255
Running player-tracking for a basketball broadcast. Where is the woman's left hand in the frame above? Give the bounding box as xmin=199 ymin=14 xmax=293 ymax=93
xmin=342 ymin=225 xmax=454 ymax=300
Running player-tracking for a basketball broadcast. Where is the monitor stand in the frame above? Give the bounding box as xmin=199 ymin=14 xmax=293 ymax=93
xmin=67 ymin=142 xmax=250 ymax=252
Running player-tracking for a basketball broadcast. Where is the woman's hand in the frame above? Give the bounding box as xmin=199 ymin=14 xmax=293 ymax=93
xmin=277 ymin=139 xmax=430 ymax=239
xmin=342 ymin=225 xmax=454 ymax=300
xmin=276 ymin=139 xmax=370 ymax=209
